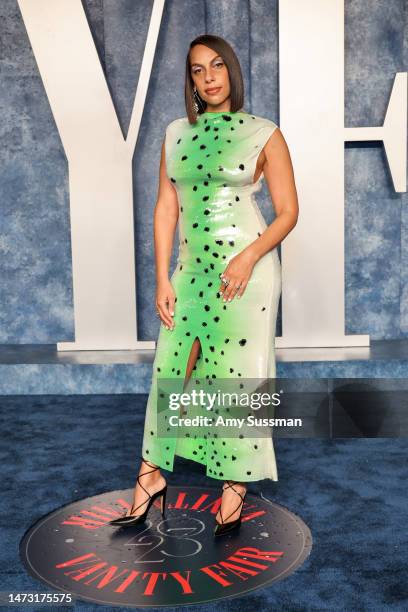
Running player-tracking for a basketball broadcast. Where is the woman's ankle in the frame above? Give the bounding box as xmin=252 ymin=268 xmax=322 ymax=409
xmin=138 ymin=464 xmax=164 ymax=483
xmin=223 ymin=480 xmax=246 ymax=491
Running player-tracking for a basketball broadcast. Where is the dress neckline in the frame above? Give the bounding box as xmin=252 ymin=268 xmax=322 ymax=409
xmin=198 ymin=109 xmax=246 ymax=121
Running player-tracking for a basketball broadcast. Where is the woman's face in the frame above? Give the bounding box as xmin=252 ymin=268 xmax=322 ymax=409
xmin=189 ymin=44 xmax=231 ymax=111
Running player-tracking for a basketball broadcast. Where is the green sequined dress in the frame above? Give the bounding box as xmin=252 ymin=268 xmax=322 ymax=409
xmin=142 ymin=110 xmax=281 ymax=482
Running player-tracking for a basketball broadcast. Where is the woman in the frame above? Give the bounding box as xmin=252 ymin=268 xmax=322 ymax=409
xmin=110 ymin=34 xmax=298 ymax=535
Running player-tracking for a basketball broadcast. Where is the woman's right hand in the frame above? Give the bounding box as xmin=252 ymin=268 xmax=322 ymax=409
xmin=156 ymin=279 xmax=176 ymax=330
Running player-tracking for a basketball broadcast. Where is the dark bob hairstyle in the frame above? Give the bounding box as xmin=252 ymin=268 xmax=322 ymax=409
xmin=185 ymin=34 xmax=244 ymax=125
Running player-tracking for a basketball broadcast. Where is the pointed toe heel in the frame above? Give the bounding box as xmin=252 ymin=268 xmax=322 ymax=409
xmin=214 ymin=516 xmax=242 ymax=536
xmin=109 ymin=457 xmax=167 ymax=528
xmin=214 ymin=480 xmax=246 ymax=537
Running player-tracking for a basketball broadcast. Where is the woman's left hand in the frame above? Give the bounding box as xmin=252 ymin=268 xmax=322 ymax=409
xmin=218 ymin=248 xmax=258 ymax=302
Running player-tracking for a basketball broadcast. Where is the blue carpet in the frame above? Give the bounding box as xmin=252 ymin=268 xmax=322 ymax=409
xmin=1 ymin=395 xmax=407 ymax=611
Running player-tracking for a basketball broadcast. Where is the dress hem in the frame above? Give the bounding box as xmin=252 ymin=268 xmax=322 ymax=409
xmin=144 ymin=449 xmax=278 ymax=482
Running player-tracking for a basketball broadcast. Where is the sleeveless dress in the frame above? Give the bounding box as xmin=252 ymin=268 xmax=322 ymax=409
xmin=141 ymin=109 xmax=282 ymax=482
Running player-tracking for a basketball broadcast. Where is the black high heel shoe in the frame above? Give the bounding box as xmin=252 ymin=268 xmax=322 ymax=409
xmin=109 ymin=457 xmax=167 ymax=527
xmin=214 ymin=480 xmax=246 ymax=537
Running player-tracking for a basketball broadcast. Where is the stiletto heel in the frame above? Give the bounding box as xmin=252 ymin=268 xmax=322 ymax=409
xmin=160 ymin=486 xmax=167 ymax=518
xmin=109 ymin=457 xmax=167 ymax=527
xmin=214 ymin=480 xmax=247 ymax=537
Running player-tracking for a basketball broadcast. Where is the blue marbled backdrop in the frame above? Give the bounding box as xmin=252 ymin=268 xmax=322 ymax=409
xmin=0 ymin=0 xmax=406 ymax=343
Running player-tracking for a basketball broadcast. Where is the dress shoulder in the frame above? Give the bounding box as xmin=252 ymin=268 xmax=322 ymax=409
xmin=249 ymin=113 xmax=279 ymax=132
xmin=165 ymin=117 xmax=188 ymax=137
xmin=164 ymin=118 xmax=188 ymax=170
xmin=244 ymin=113 xmax=279 ymax=153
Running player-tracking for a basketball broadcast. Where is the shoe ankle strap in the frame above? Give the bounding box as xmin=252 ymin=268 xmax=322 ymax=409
xmin=219 ymin=481 xmax=246 ymax=524
xmin=222 ymin=480 xmax=246 ymax=499
xmin=140 ymin=456 xmax=160 ymax=470
xmin=129 ymin=458 xmax=160 ymax=515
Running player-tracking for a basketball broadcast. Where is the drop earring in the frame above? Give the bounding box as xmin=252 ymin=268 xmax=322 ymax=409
xmin=192 ymin=88 xmax=199 ymax=112
xmin=193 ymin=88 xmax=205 ymax=113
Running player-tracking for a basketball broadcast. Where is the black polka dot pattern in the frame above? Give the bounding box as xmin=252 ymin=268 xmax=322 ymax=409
xmin=141 ymin=110 xmax=281 ymax=483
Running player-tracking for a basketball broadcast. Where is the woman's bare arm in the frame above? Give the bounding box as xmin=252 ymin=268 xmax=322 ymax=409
xmin=244 ymin=128 xmax=299 ymax=263
xmin=154 ymin=137 xmax=179 ymax=329
xmin=219 ymin=128 xmax=299 ymax=302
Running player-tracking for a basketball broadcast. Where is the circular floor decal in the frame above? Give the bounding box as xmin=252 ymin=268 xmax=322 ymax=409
xmin=20 ymin=486 xmax=312 ymax=607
